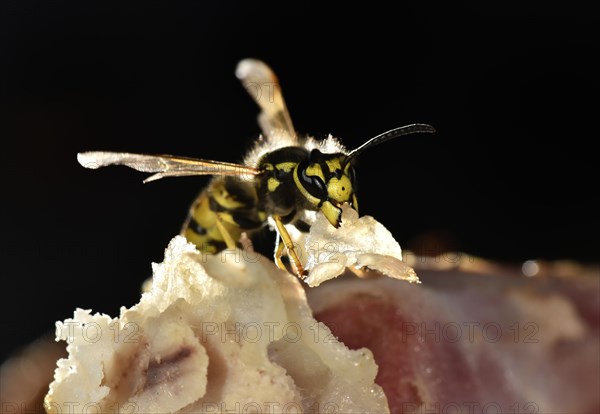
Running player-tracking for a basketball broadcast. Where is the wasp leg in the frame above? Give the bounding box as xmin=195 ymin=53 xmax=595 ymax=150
xmin=239 ymin=232 xmax=254 ymax=252
xmin=274 ymin=236 xmax=286 ymax=270
xmin=214 ymin=213 xmax=237 ymax=250
xmin=273 ymin=215 xmax=307 ymax=278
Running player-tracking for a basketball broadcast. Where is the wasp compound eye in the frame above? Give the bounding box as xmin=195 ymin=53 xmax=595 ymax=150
xmin=300 ymin=165 xmax=327 ymax=199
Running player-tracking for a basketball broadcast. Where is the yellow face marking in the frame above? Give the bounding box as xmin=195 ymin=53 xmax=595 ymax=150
xmin=325 ymin=158 xmax=343 ymax=173
xmin=275 ymin=162 xmax=296 ymax=172
xmin=267 ymin=177 xmax=281 ymax=192
xmin=320 ymin=200 xmax=342 ymax=228
xmin=262 ymin=163 xmax=274 ymax=171
xmin=327 ymin=175 xmax=352 ymax=202
xmin=305 ymin=163 xmax=325 ymax=180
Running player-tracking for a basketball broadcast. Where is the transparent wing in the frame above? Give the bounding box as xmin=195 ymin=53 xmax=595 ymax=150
xmin=236 ymin=59 xmax=297 ymax=142
xmin=77 ymin=152 xmax=261 ymax=183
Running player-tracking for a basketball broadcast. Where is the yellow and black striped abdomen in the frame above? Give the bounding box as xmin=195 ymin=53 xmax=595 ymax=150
xmin=182 ymin=176 xmax=266 ymax=253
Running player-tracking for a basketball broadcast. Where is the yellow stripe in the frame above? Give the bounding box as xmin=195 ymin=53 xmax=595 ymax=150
xmin=325 ymin=158 xmax=342 ymax=172
xmin=268 ymin=177 xmax=281 ymax=192
xmin=218 ymin=212 xmax=237 ymax=225
xmin=191 ymin=193 xmax=216 ymax=229
xmin=183 ymin=228 xmax=211 ymax=248
xmin=211 ymin=180 xmax=244 ymax=209
xmin=320 ymin=200 xmax=342 ymax=228
xmin=275 ymin=162 xmax=296 ymax=172
xmin=305 ymin=163 xmax=324 ymax=180
xmin=185 ymin=185 xmax=244 ymax=249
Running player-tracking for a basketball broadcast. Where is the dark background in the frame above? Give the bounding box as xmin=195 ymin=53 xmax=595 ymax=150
xmin=1 ymin=2 xmax=598 ymax=360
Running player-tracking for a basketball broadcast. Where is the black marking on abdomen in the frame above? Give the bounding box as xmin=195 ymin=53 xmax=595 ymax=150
xmin=187 ymin=216 xmax=207 ymax=235
xmin=208 ymin=196 xmax=226 ymax=213
xmin=203 ymin=240 xmax=227 ymax=253
xmin=231 ymin=212 xmax=263 ymax=230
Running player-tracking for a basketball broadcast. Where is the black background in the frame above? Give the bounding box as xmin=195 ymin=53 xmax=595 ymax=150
xmin=1 ymin=1 xmax=599 ymax=360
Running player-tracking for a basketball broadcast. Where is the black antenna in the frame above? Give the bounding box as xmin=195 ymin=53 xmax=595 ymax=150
xmin=343 ymin=123 xmax=436 ymax=166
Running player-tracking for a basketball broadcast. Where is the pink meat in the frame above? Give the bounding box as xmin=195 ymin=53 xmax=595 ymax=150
xmin=310 ymin=269 xmax=600 ymax=414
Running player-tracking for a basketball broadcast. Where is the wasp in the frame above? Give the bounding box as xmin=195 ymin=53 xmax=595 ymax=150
xmin=78 ymin=59 xmax=434 ymax=277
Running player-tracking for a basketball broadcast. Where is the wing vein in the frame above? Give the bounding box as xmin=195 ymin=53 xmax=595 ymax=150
xmin=77 ymin=152 xmax=261 ymax=182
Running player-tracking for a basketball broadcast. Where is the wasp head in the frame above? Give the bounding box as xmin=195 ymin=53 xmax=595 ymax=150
xmin=294 ymin=149 xmax=358 ymax=228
